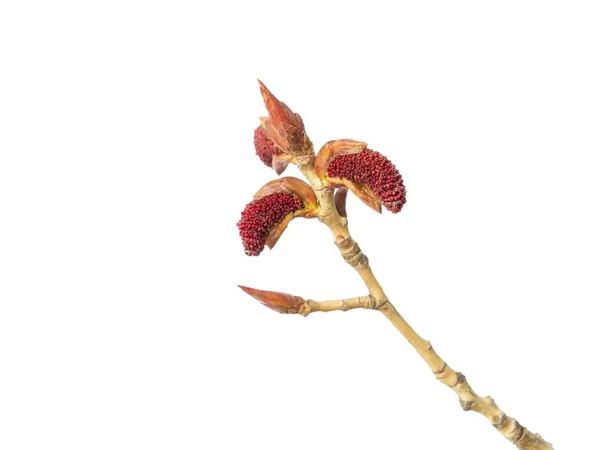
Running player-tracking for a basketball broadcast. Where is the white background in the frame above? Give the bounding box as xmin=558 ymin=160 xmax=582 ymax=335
xmin=1 ymin=1 xmax=599 ymax=449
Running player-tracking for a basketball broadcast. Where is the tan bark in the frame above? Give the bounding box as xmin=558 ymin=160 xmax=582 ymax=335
xmin=294 ymin=154 xmax=553 ymax=450
xmin=297 ymin=295 xmax=376 ymax=316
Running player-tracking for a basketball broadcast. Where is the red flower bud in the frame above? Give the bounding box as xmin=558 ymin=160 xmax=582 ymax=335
xmin=253 ymin=126 xmax=291 ymax=174
xmin=327 ymin=149 xmax=406 ymax=213
xmin=314 ymin=139 xmax=367 ymax=178
xmin=238 ymin=193 xmax=301 ymax=256
xmin=316 ymin=140 xmax=406 ymax=214
xmin=238 ymin=285 xmax=304 ymax=314
xmin=254 ymin=126 xmax=280 ymax=167
xmin=237 ymin=177 xmax=318 ymax=256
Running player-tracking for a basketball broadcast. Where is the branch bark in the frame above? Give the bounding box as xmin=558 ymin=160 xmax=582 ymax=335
xmin=295 ymin=154 xmax=553 ymax=450
xmin=298 ymin=295 xmax=376 ymax=316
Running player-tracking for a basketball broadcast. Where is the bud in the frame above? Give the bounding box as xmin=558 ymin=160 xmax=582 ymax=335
xmin=316 ymin=140 xmax=407 ymax=214
xmin=257 ymin=80 xmax=313 ymax=158
xmin=253 ymin=177 xmax=318 ymax=211
xmin=238 ymin=285 xmax=304 ymax=314
xmin=254 ymin=125 xmax=292 ymax=175
xmin=254 ymin=126 xmax=281 ymax=169
xmin=334 ymin=186 xmax=348 ymax=217
xmin=314 ymin=139 xmax=367 ymax=178
xmin=237 ymin=177 xmax=318 ymax=256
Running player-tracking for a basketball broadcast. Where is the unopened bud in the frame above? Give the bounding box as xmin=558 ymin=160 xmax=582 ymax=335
xmin=257 ymin=80 xmax=313 ymax=158
xmin=334 ymin=186 xmax=348 ymax=217
xmin=238 ymin=285 xmax=304 ymax=314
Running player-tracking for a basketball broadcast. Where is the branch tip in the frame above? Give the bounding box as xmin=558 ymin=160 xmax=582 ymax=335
xmin=238 ymin=285 xmax=304 ymax=314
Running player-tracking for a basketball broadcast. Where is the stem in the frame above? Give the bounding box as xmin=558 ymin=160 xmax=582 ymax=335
xmin=298 ymin=295 xmax=376 ymax=316
xmin=296 ymin=155 xmax=553 ymax=450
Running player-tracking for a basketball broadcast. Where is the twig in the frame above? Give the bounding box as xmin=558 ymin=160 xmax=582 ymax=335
xmin=239 ymin=81 xmax=553 ymax=449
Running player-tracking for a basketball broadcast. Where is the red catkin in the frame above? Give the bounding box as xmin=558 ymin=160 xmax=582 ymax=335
xmin=254 ymin=127 xmax=282 ymax=168
xmin=326 ymin=149 xmax=407 ymax=213
xmin=237 ymin=192 xmax=302 ymax=256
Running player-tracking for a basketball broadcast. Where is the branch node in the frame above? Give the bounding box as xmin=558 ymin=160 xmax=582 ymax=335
xmin=335 ymin=235 xmax=350 ymax=247
xmin=511 ymin=421 xmax=526 ymax=443
xmin=483 ymin=396 xmax=496 ymax=407
xmin=366 ymin=295 xmax=378 ymax=309
xmin=372 ymin=295 xmax=388 ymax=309
xmin=450 ymin=372 xmax=466 ymax=388
xmin=342 ymin=242 xmax=364 ymax=266
xmin=433 ymin=362 xmax=447 ymax=376
xmin=493 ymin=413 xmax=507 ymax=429
xmin=460 ymin=399 xmax=474 ymax=411
xmin=298 ymin=300 xmax=314 ymax=317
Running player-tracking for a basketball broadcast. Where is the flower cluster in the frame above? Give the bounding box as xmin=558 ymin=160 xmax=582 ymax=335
xmin=239 ymin=82 xmax=407 ymax=260
xmin=327 ymin=149 xmax=407 ymax=213
xmin=254 ymin=126 xmax=281 ymax=168
xmin=237 ymin=192 xmax=302 ymax=256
